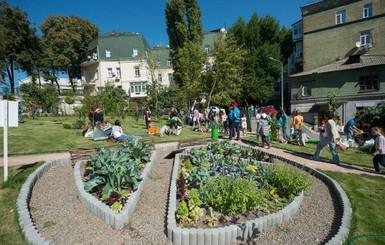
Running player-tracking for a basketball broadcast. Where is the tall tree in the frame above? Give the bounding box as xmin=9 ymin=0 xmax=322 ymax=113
xmin=0 ymin=0 xmax=40 ymax=94
xmin=203 ymin=33 xmax=246 ymax=107
xmin=165 ymin=0 xmax=206 ymax=108
xmin=228 ymin=13 xmax=289 ymax=105
xmin=40 ymin=15 xmax=99 ymax=92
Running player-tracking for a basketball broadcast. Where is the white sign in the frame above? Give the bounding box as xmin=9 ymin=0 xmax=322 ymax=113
xmin=0 ymin=100 xmax=18 ymax=127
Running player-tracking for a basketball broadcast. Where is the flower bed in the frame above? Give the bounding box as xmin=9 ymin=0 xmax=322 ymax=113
xmin=74 ymin=140 xmax=156 ymax=229
xmin=167 ymin=141 xmax=311 ymax=244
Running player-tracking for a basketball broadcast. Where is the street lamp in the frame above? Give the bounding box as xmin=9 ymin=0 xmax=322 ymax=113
xmin=269 ymin=57 xmax=284 ymax=111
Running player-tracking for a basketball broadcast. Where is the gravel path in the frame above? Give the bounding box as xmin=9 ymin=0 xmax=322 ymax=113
xmin=29 ymin=147 xmax=340 ymax=245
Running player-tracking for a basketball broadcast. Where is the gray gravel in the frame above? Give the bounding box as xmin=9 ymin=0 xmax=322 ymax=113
xmin=30 ymin=150 xmax=339 ymax=245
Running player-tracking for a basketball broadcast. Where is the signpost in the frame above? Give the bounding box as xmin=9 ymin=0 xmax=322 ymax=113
xmin=0 ymin=100 xmax=18 ymax=182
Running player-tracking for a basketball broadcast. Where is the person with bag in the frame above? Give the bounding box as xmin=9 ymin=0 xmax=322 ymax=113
xmin=311 ymin=111 xmax=340 ymax=164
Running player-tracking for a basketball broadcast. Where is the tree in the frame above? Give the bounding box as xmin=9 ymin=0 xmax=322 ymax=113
xmin=0 ymin=1 xmax=40 ymax=94
xmin=19 ymin=83 xmax=60 ymax=114
xmin=228 ymin=13 xmax=290 ymax=105
xmin=40 ymin=15 xmax=99 ymax=92
xmin=203 ymin=33 xmax=245 ymax=107
xmin=165 ymin=0 xmax=206 ymax=108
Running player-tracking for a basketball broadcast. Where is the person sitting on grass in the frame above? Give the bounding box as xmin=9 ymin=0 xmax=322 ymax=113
xmin=111 ymin=120 xmax=133 ymax=142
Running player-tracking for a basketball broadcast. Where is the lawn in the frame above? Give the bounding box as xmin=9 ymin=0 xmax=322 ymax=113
xmin=0 ymin=115 xmax=215 ymax=156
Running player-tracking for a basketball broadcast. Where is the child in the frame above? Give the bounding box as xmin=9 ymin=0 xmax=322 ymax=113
xmin=371 ymin=127 xmax=385 ymax=173
xmin=259 ymin=113 xmax=271 ymax=148
xmin=241 ymin=114 xmax=248 ymax=136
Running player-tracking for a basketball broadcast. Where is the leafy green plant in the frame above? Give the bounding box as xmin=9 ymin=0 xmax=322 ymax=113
xmin=188 ymin=189 xmax=204 ymax=225
xmin=199 ymin=176 xmax=263 ymax=215
xmin=204 ymin=207 xmax=218 ymax=227
xmin=176 ymin=200 xmax=190 ymax=227
xmin=62 ymin=123 xmax=72 ymax=129
xmin=266 ymin=164 xmax=312 ymax=199
xmin=83 ymin=140 xmax=152 ymax=210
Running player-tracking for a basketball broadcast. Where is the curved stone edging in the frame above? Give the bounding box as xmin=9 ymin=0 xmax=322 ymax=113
xmin=17 ymin=157 xmax=70 ymax=245
xmin=167 ymin=152 xmax=304 ymax=245
xmin=240 ymin=140 xmax=352 ymax=245
xmin=73 ymin=150 xmax=158 ymax=229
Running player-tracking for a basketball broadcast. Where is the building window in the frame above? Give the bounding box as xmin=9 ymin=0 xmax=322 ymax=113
xmin=107 ymin=68 xmax=113 ymax=77
xmin=204 ymin=45 xmax=210 ymax=54
xmin=168 ymin=73 xmax=173 ymax=82
xmin=295 ymin=42 xmax=303 ymax=58
xmin=116 ymin=67 xmax=121 ymax=78
xmin=135 ymin=66 xmax=140 ymax=77
xmin=302 ymin=85 xmax=311 ymax=97
xmin=167 ymin=59 xmax=172 ymax=66
xmin=359 ymin=74 xmax=379 ymax=91
xmin=130 ymin=83 xmax=146 ymax=94
xmin=106 ymin=49 xmax=111 ymax=58
xmin=157 ymin=74 xmax=162 ymax=82
xmin=336 ymin=9 xmax=346 ymax=24
xmin=133 ymin=48 xmax=139 ymax=57
xmin=360 ymin=30 xmax=372 ymax=47
xmin=363 ymin=3 xmax=372 ymax=18
xmin=156 ymin=59 xmax=161 ymax=66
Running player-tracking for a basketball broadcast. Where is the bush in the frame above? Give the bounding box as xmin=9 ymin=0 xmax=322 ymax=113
xmin=63 ymin=123 xmax=72 ymax=129
xmin=72 ymin=120 xmax=85 ymax=129
xmin=199 ymin=176 xmax=264 ymax=215
xmin=266 ymin=164 xmax=312 ymax=199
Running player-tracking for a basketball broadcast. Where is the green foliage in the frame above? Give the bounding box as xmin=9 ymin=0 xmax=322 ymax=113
xmin=176 ymin=200 xmax=190 ymax=226
xmin=84 ymin=140 xmax=152 ymax=194
xmin=40 ymin=15 xmax=99 ymax=90
xmin=359 ymin=104 xmax=385 ymax=129
xmin=0 ymin=1 xmax=41 ymax=94
xmin=72 ymin=119 xmax=85 ymax=129
xmin=165 ymin=0 xmax=206 ymax=107
xmin=327 ymin=92 xmax=340 ymax=121
xmin=200 ymin=176 xmax=263 ymax=215
xmin=64 ymin=96 xmax=75 ymax=105
xmin=203 ymin=33 xmax=245 ymax=107
xmin=266 ymin=164 xmax=312 ymax=199
xmin=228 ymin=13 xmax=288 ymax=104
xmin=62 ymin=123 xmax=72 ymax=129
xmin=19 ymin=83 xmax=60 ymax=114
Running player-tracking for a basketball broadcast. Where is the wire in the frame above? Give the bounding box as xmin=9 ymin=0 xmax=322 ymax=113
xmin=347 ymin=233 xmax=385 ymax=245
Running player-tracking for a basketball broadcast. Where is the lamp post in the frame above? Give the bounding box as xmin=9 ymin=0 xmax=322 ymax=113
xmin=269 ymin=57 xmax=284 ymax=111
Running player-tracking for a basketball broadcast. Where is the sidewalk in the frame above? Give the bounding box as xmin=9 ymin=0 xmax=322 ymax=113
xmin=0 ymin=152 xmax=70 ymax=167
xmin=0 ymin=144 xmax=383 ymax=177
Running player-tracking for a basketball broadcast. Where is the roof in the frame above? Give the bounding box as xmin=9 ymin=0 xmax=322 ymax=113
xmin=290 ymin=55 xmax=385 ymax=77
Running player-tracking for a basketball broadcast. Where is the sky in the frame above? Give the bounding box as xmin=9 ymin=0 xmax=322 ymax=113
xmin=5 ymin=0 xmax=318 ymax=89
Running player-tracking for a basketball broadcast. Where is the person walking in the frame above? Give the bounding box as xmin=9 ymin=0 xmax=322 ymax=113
xmin=281 ymin=109 xmax=289 ymax=141
xmin=311 ymin=111 xmax=340 ymax=164
xmin=371 ymin=127 xmax=385 ymax=173
xmin=259 ymin=113 xmax=271 ymax=148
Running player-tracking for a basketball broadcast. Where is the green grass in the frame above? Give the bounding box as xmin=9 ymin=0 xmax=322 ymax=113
xmin=246 ymin=137 xmax=374 ymax=169
xmin=0 ymin=162 xmax=43 ymax=245
xmin=0 ymin=115 xmax=215 ymax=156
xmin=323 ymin=171 xmax=385 ymax=245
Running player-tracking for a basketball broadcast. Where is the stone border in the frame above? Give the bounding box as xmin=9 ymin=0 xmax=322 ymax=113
xmin=166 ymin=150 xmax=304 ymax=245
xmin=240 ymin=139 xmax=352 ymax=245
xmin=73 ymin=150 xmax=158 ymax=229
xmin=17 ymin=157 xmax=70 ymax=245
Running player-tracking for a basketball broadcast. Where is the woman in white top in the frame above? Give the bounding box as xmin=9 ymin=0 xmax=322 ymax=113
xmin=311 ymin=111 xmax=340 ymax=164
xmin=111 ymin=120 xmax=133 ymax=142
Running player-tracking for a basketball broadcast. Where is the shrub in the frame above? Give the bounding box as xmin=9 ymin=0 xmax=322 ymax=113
xmin=199 ymin=176 xmax=264 ymax=215
xmin=72 ymin=120 xmax=85 ymax=129
xmin=62 ymin=123 xmax=72 ymax=129
xmin=266 ymin=164 xmax=312 ymax=199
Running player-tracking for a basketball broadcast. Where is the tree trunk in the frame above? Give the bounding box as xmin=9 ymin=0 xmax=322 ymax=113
xmin=6 ymin=59 xmax=15 ymax=94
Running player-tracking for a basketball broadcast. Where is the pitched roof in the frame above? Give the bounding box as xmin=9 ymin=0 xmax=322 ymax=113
xmin=290 ymin=55 xmax=385 ymax=77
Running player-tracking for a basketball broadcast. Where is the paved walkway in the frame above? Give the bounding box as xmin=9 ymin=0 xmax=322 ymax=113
xmin=0 ymin=143 xmax=383 ymax=177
